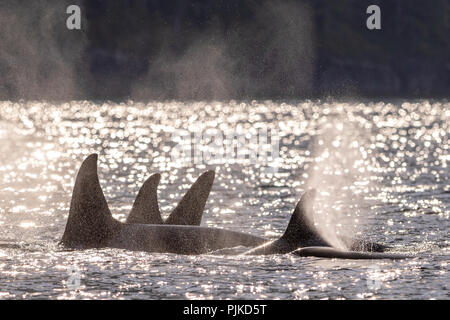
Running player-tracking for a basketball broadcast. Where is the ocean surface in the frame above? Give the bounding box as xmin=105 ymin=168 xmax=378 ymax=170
xmin=0 ymin=100 xmax=448 ymax=299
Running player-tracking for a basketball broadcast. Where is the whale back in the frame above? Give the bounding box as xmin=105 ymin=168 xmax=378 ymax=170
xmin=293 ymin=246 xmax=409 ymax=259
xmin=61 ymin=154 xmax=120 ymax=248
xmin=126 ymin=173 xmax=163 ymax=224
xmin=165 ymin=170 xmax=215 ymax=225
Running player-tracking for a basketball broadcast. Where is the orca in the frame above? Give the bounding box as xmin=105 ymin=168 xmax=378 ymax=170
xmin=126 ymin=170 xmax=215 ymax=226
xmin=243 ymin=190 xmax=390 ymax=255
xmin=242 ymin=190 xmax=410 ymax=259
xmin=60 ymin=154 xmax=409 ymax=260
xmin=292 ymin=247 xmax=409 ymax=260
xmin=60 ymin=154 xmax=265 ymax=253
xmin=243 ymin=189 xmax=330 ymax=255
xmin=126 ymin=167 xmax=387 ymax=253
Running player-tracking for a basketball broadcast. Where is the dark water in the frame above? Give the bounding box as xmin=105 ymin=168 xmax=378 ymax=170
xmin=0 ymin=100 xmax=448 ymax=299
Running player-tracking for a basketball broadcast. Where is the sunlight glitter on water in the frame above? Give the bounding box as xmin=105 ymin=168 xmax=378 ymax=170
xmin=0 ymin=100 xmax=448 ymax=299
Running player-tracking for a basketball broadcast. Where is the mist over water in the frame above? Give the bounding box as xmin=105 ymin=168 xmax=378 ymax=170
xmin=0 ymin=1 xmax=86 ymax=100
xmin=305 ymin=110 xmax=378 ymax=250
xmin=0 ymin=99 xmax=448 ymax=299
xmin=0 ymin=1 xmax=316 ymax=101
xmin=1 ymin=1 xmax=446 ymax=101
xmin=131 ymin=1 xmax=315 ymax=100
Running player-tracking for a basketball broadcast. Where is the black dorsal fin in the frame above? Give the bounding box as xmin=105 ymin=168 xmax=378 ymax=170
xmin=281 ymin=189 xmax=328 ymax=247
xmin=165 ymin=170 xmax=215 ymax=226
xmin=126 ymin=173 xmax=163 ymax=224
xmin=60 ymin=154 xmax=120 ymax=248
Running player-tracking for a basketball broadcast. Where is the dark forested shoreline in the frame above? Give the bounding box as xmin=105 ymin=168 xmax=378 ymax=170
xmin=0 ymin=0 xmax=448 ymax=100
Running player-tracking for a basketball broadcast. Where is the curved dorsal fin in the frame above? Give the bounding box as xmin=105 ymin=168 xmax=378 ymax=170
xmin=126 ymin=173 xmax=163 ymax=224
xmin=281 ymin=189 xmax=328 ymax=246
xmin=61 ymin=154 xmax=119 ymax=248
xmin=165 ymin=170 xmax=215 ymax=226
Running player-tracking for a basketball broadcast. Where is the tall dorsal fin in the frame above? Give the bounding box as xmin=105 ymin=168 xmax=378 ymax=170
xmin=281 ymin=189 xmax=328 ymax=246
xmin=126 ymin=173 xmax=163 ymax=224
xmin=165 ymin=170 xmax=215 ymax=226
xmin=61 ymin=154 xmax=120 ymax=248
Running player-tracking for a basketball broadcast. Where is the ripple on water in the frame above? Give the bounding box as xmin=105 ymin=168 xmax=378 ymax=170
xmin=0 ymin=100 xmax=448 ymax=299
